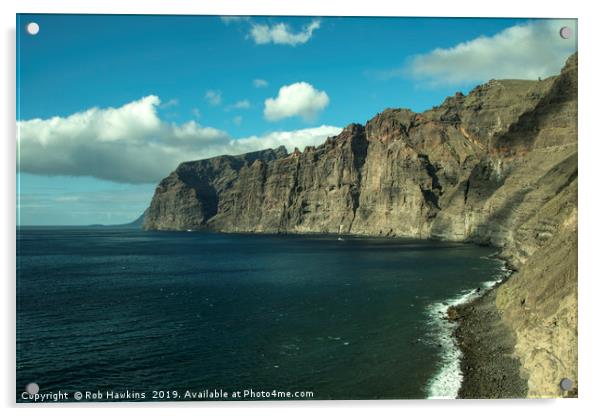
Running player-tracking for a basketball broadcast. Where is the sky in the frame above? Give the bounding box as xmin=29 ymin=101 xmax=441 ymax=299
xmin=16 ymin=15 xmax=577 ymax=225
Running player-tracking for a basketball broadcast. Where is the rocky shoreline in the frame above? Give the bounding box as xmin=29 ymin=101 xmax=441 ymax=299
xmin=448 ymin=281 xmax=528 ymax=399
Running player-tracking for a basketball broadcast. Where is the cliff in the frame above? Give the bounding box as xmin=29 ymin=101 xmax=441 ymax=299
xmin=143 ymin=54 xmax=578 ymax=397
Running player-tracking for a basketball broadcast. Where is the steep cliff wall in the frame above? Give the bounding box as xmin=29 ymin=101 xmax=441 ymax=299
xmin=143 ymin=54 xmax=578 ymax=397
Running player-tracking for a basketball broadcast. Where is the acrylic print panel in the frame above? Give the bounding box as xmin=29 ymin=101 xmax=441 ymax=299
xmin=16 ymin=14 xmax=578 ymax=402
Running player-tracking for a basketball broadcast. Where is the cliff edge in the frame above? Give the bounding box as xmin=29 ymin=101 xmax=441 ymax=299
xmin=143 ymin=54 xmax=578 ymax=397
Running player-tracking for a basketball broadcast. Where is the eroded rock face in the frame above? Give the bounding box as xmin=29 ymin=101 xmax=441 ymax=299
xmin=144 ymin=54 xmax=578 ymax=397
xmin=143 ymin=147 xmax=287 ymax=230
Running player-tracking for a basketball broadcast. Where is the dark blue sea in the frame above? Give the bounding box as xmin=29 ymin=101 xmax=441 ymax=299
xmin=16 ymin=227 xmax=506 ymax=401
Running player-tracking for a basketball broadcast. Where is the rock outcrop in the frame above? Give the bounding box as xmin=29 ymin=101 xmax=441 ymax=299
xmin=143 ymin=54 xmax=578 ymax=397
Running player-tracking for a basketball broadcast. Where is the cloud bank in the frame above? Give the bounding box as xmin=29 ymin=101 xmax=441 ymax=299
xmin=399 ymin=19 xmax=577 ymax=86
xmin=250 ymin=19 xmax=321 ymax=46
xmin=264 ymin=82 xmax=329 ymax=122
xmin=18 ymin=96 xmax=341 ymax=184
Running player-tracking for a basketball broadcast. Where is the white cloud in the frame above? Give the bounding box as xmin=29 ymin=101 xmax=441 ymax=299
xmin=253 ymin=79 xmax=268 ymax=88
xmin=235 ymin=125 xmax=341 ymax=152
xmin=17 ymin=95 xmax=341 ymax=184
xmin=396 ymin=19 xmax=577 ymax=86
xmin=264 ymin=82 xmax=329 ymax=122
xmin=250 ymin=19 xmax=321 ymax=46
xmin=220 ymin=16 xmax=250 ymax=25
xmin=54 ymin=196 xmax=81 ymax=203
xmin=225 ymin=99 xmax=251 ymax=111
xmin=159 ymin=98 xmax=178 ymax=108
xmin=204 ymin=90 xmax=222 ymax=106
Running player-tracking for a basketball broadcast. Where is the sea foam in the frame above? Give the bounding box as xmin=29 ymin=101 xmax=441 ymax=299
xmin=425 ymin=261 xmax=509 ymax=399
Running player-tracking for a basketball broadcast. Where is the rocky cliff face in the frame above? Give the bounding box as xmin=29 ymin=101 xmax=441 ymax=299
xmin=144 ymin=54 xmax=578 ymax=397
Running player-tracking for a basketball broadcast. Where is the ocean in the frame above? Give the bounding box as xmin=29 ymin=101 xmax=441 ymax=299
xmin=16 ymin=227 xmax=506 ymax=401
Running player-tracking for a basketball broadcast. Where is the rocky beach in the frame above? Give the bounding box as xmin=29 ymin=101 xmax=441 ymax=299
xmin=450 ymin=283 xmax=528 ymax=398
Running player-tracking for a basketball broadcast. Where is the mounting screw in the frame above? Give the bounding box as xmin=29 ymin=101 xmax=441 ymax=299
xmin=559 ymin=26 xmax=572 ymax=40
xmin=25 ymin=382 xmax=39 ymax=395
xmin=559 ymin=378 xmax=573 ymax=391
xmin=26 ymin=22 xmax=40 ymax=36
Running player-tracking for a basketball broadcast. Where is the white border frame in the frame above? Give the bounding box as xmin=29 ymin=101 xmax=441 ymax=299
xmin=3 ymin=1 xmax=599 ymax=415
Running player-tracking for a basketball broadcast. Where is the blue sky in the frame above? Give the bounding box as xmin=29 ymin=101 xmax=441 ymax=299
xmin=16 ymin=15 xmax=577 ymax=225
